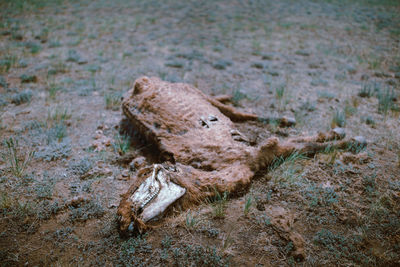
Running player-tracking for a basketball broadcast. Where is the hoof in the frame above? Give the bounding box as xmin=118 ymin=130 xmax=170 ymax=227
xmin=332 ymin=127 xmax=346 ymax=139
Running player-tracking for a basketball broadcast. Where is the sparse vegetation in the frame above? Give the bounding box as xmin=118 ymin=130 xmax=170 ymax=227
xmin=11 ymin=89 xmax=32 ymax=105
xmin=0 ymin=54 xmax=18 ymax=73
xmin=171 ymin=244 xmax=229 ymax=266
xmin=377 ymin=87 xmax=396 ymax=116
xmin=24 ymin=41 xmax=42 ymax=54
xmin=275 ymin=84 xmax=289 ymax=110
xmin=104 ymin=91 xmax=122 ymax=111
xmin=47 ymin=105 xmax=72 ymax=125
xmin=185 ymin=210 xmax=198 ymax=229
xmin=269 ymin=152 xmax=306 ymax=184
xmin=243 ymin=195 xmax=252 ymax=216
xmin=46 ymin=82 xmax=63 ymax=100
xmin=211 ymin=190 xmax=229 ymax=219
xmin=2 ymin=137 xmax=34 ymax=177
xmin=47 ymin=61 xmax=68 ymax=76
xmin=358 ymin=82 xmax=374 ymax=98
xmin=117 ymin=234 xmax=152 ymax=265
xmin=331 ymin=108 xmax=346 ymax=128
xmin=231 ymin=89 xmax=247 ymax=106
xmin=35 ymin=139 xmax=71 ymax=161
xmin=113 ymin=133 xmax=131 ymax=155
xmin=46 ymin=122 xmax=67 ymax=142
xmin=68 ymin=199 xmax=104 ymax=222
xmin=313 ymin=228 xmax=375 ymax=265
xmin=317 ymin=90 xmax=335 ymax=100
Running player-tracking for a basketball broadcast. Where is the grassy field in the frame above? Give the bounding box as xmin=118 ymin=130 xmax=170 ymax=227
xmin=0 ymin=0 xmax=399 ymax=266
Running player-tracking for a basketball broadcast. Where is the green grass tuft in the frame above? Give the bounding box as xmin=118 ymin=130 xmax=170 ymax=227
xmin=2 ymin=137 xmax=34 ymax=177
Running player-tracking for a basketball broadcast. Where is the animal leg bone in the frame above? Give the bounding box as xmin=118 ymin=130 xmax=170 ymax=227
xmin=253 ymin=133 xmax=367 ymax=171
xmin=207 ymin=95 xmax=296 ymax=126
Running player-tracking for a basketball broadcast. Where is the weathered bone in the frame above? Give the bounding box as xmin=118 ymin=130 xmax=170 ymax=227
xmin=129 ymin=164 xmax=186 ymax=222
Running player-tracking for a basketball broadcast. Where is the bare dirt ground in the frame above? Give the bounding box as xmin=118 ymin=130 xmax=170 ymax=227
xmin=0 ymin=0 xmax=399 ymax=266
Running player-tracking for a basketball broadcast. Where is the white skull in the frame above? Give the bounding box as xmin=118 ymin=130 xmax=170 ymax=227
xmin=129 ymin=164 xmax=186 ymax=222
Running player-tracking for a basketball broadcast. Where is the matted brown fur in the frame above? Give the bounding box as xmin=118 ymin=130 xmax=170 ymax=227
xmin=117 ymin=77 xmax=364 ymax=238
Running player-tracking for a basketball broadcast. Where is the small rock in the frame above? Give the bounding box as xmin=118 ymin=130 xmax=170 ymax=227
xmin=129 ymin=156 xmax=147 ymax=171
xmin=67 ymin=196 xmax=88 ymax=207
xmin=95 ymin=130 xmax=104 ymax=139
xmin=333 ymin=127 xmax=346 ymax=139
xmin=117 ymin=170 xmax=131 ymax=181
xmin=102 ymin=167 xmax=112 ymax=176
xmin=354 ymin=136 xmax=367 ymax=145
xmin=97 ymin=124 xmax=110 ymax=130
xmin=91 ymin=130 xmax=112 ymax=151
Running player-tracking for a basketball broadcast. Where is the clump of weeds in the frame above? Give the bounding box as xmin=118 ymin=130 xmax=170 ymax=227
xmin=47 ymin=105 xmax=72 ymax=125
xmin=1 ymin=137 xmax=34 ymax=177
xmin=358 ymin=83 xmax=374 ymax=98
xmin=104 ymin=91 xmax=122 ymax=111
xmin=331 ymin=108 xmax=346 ymax=128
xmin=113 ymin=133 xmax=131 ymax=155
xmin=46 ymin=82 xmax=63 ymax=100
xmin=210 ymin=190 xmax=229 ymax=219
xmin=243 ymin=195 xmax=252 ymax=216
xmin=11 ymin=90 xmax=32 ymax=105
xmin=377 ymin=87 xmax=396 ymax=116
xmin=185 ymin=210 xmax=198 ymax=229
xmin=269 ymin=152 xmax=306 ymax=185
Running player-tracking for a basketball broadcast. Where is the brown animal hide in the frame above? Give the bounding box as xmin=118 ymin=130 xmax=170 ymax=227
xmin=117 ymin=76 xmax=366 ymax=238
